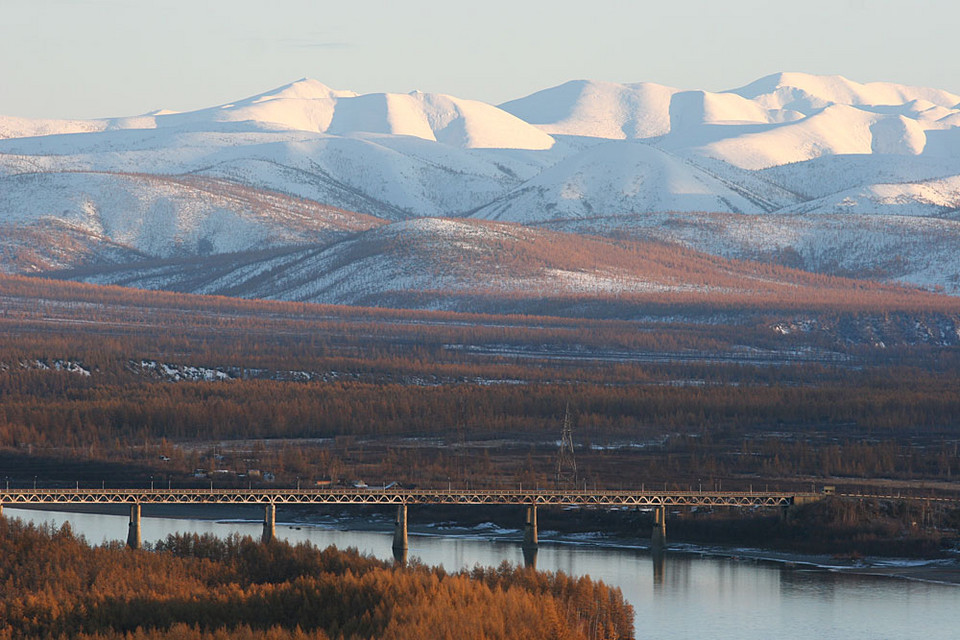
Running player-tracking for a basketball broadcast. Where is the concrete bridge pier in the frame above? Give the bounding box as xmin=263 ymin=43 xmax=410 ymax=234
xmin=392 ymin=504 xmax=408 ymax=557
xmin=651 ymin=505 xmax=666 ymax=552
xmin=262 ymin=503 xmax=276 ymax=544
xmin=126 ymin=503 xmax=141 ymax=550
xmin=522 ymin=504 xmax=538 ymax=551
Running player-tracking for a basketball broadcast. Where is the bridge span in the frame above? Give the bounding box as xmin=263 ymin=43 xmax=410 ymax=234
xmin=0 ymin=487 xmax=816 ymax=562
xmin=0 ymin=487 xmax=807 ymax=507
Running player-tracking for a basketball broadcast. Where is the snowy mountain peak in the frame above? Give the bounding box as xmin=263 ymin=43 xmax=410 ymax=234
xmin=245 ymin=77 xmax=359 ymax=103
xmin=730 ymin=72 xmax=960 ymax=113
xmin=499 ymin=79 xmax=681 ymax=139
xmin=151 ymin=78 xmax=554 ymax=150
xmin=3 ymin=72 xmax=960 ymax=295
xmin=501 ymin=72 xmax=960 ymax=167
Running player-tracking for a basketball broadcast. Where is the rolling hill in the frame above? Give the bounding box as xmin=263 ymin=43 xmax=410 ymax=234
xmin=0 ymin=171 xmax=384 ymax=272
xmin=46 ymin=217 xmax=954 ymax=315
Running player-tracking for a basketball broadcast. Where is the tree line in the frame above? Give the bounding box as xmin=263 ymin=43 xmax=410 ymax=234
xmin=0 ymin=519 xmax=633 ymax=640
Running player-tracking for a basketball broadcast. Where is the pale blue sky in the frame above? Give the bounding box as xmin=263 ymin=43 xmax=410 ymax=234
xmin=2 ymin=0 xmax=957 ymax=119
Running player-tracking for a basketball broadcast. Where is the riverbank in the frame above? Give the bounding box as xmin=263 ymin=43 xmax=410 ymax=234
xmin=8 ymin=502 xmax=960 ymax=588
xmin=660 ymin=543 xmax=960 ymax=586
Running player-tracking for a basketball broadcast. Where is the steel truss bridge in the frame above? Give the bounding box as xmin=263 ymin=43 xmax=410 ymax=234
xmin=5 ymin=488 xmax=954 ymax=560
xmin=0 ymin=487 xmax=810 ymax=507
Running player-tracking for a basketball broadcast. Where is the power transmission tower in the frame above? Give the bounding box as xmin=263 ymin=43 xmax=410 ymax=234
xmin=556 ymin=404 xmax=577 ymax=488
xmin=455 ymin=399 xmax=467 ymax=481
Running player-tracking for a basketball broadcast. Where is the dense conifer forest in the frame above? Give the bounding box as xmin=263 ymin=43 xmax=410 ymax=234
xmin=1 ymin=275 xmax=959 ymax=497
xmin=1 ymin=275 xmax=960 ymax=559
xmin=0 ymin=518 xmax=633 ymax=639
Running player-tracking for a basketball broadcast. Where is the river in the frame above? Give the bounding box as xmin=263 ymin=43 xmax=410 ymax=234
xmin=6 ymin=507 xmax=960 ymax=640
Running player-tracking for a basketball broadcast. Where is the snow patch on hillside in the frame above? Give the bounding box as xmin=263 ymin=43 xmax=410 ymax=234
xmin=0 ymin=359 xmax=91 ymax=376
xmin=0 ymin=171 xmax=382 ymax=261
xmin=539 ymin=212 xmax=960 ymax=293
xmin=474 ymin=141 xmax=788 ymax=222
xmin=64 ymin=219 xmax=748 ymax=306
xmin=779 ymin=174 xmax=960 ymax=217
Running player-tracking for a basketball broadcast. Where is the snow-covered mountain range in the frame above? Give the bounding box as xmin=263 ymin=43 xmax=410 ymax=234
xmin=2 ymin=72 xmax=960 ymax=301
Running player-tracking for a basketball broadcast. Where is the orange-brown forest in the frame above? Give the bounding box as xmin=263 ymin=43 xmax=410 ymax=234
xmin=0 ymin=518 xmax=633 ymax=639
xmin=1 ymin=275 xmax=959 ymax=497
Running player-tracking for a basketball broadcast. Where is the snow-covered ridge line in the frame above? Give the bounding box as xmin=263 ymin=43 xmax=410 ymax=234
xmin=2 ymin=72 xmax=960 ymax=294
xmin=1 ymin=78 xmax=555 ymax=151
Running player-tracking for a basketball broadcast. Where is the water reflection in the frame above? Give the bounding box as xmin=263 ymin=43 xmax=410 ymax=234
xmin=651 ymin=549 xmax=664 ymax=586
xmin=522 ymin=545 xmax=538 ymax=569
xmin=6 ymin=508 xmax=960 ymax=640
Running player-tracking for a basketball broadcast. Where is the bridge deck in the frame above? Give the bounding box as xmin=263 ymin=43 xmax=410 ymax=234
xmin=0 ymin=488 xmax=807 ymax=507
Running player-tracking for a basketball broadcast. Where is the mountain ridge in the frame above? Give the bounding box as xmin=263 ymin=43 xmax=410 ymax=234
xmin=3 ymin=71 xmax=960 ymax=299
xmin=45 ymin=217 xmax=954 ymax=314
